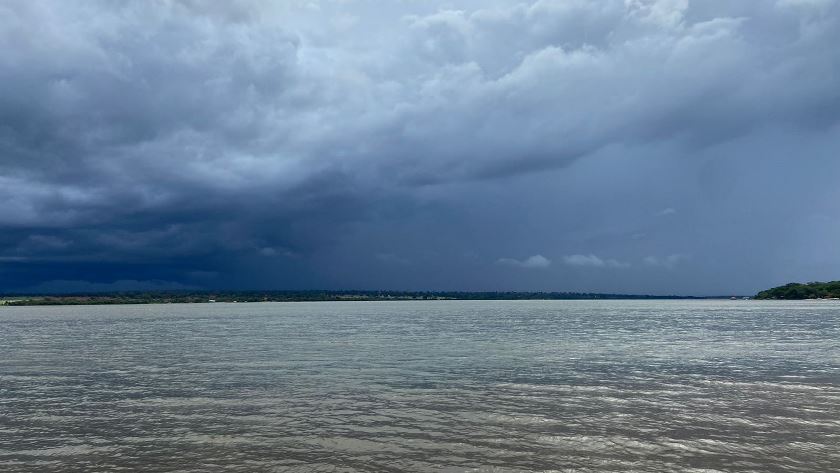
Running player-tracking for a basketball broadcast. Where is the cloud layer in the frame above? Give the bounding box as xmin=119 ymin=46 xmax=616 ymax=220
xmin=1 ymin=0 xmax=839 ymax=294
xmin=563 ymin=254 xmax=630 ymax=268
xmin=498 ymin=255 xmax=552 ymax=269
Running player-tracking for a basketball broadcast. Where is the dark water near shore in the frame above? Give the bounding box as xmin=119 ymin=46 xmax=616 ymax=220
xmin=1 ymin=300 xmax=839 ymax=472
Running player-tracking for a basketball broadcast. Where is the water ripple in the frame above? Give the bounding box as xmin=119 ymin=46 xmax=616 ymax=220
xmin=1 ymin=300 xmax=839 ymax=472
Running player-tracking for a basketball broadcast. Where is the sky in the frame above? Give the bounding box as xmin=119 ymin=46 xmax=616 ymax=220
xmin=1 ymin=0 xmax=839 ymax=295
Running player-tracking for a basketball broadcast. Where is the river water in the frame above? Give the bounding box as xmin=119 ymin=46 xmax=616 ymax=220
xmin=1 ymin=300 xmax=839 ymax=472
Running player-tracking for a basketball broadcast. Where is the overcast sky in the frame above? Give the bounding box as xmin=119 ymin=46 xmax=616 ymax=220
xmin=1 ymin=0 xmax=839 ymax=295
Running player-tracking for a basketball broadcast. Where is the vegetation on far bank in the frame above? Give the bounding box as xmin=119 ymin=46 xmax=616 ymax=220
xmin=0 ymin=290 xmax=698 ymax=306
xmin=755 ymin=281 xmax=840 ymax=300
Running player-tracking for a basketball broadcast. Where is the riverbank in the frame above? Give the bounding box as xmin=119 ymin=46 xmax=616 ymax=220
xmin=0 ymin=291 xmax=711 ymax=306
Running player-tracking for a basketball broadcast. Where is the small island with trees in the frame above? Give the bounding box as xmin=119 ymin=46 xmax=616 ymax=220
xmin=754 ymin=281 xmax=840 ymax=300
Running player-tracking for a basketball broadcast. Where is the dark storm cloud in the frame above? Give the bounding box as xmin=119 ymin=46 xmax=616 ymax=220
xmin=1 ymin=0 xmax=838 ymax=293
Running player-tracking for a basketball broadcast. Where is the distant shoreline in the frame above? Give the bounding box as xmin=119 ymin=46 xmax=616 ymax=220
xmin=0 ymin=291 xmax=738 ymax=306
xmin=6 ymin=282 xmax=836 ymax=306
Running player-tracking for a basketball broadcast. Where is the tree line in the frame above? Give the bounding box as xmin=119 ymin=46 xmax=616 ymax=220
xmin=755 ymin=281 xmax=840 ymax=300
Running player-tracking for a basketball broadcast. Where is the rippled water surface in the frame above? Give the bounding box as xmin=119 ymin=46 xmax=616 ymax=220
xmin=2 ymin=300 xmax=840 ymax=472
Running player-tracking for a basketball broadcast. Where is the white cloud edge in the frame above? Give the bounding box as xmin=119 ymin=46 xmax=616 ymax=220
xmin=497 ymin=254 xmax=551 ymax=268
xmin=563 ymin=254 xmax=631 ymax=268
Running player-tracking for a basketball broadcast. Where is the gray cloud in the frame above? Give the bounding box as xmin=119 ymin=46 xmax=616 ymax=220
xmin=1 ymin=0 xmax=839 ymax=294
xmin=497 ymin=254 xmax=551 ymax=269
xmin=643 ymin=254 xmax=690 ymax=269
xmin=563 ymin=254 xmax=631 ymax=268
xmin=29 ymin=279 xmax=197 ymax=294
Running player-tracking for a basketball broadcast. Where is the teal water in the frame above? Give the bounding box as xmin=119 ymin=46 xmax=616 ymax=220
xmin=1 ymin=300 xmax=839 ymax=472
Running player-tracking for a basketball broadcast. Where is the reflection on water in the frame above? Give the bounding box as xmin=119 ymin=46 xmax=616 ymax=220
xmin=1 ymin=300 xmax=839 ymax=472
